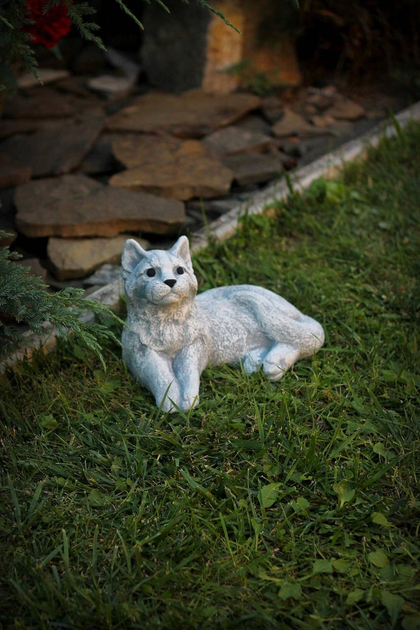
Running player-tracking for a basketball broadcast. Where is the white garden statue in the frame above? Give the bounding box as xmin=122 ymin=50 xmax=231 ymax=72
xmin=122 ymin=236 xmax=324 ymax=412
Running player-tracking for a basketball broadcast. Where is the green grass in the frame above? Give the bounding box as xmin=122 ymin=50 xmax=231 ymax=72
xmin=1 ymin=122 xmax=420 ymax=630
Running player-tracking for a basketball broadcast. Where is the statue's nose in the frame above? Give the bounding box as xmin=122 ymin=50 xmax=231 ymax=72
xmin=164 ymin=279 xmax=176 ymax=288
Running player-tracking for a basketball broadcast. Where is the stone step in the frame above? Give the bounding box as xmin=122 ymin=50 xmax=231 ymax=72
xmin=15 ymin=174 xmax=186 ymax=238
xmin=110 ymin=134 xmax=233 ymax=200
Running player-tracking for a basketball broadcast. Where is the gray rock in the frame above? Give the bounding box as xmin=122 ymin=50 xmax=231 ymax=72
xmin=302 ymin=103 xmax=318 ymax=117
xmin=297 ymin=137 xmax=334 ymax=166
xmin=88 ymin=74 xmax=136 ymax=98
xmin=107 ymin=91 xmax=260 ymax=138
xmin=83 ymin=263 xmax=123 ymax=286
xmin=327 ymin=99 xmax=365 ymax=121
xmin=235 ymin=185 xmax=261 ymax=200
xmin=273 ymin=108 xmax=333 ymax=138
xmin=141 ymin=0 xmax=210 ymax=93
xmin=0 ymin=117 xmax=104 ymax=178
xmin=222 ymin=153 xmax=283 ymax=186
xmin=203 ymin=125 xmax=273 ymax=157
xmin=207 ymin=198 xmax=240 ymax=214
xmin=306 ymin=92 xmax=334 ymax=111
xmin=88 ymin=48 xmax=140 ymax=99
xmin=83 ymin=284 xmax=103 ymax=297
xmin=48 ymin=235 xmax=148 ymax=280
xmin=276 ymin=138 xmax=306 ymax=157
xmin=235 ymin=114 xmax=273 ymax=136
xmin=187 ymin=197 xmax=239 ymax=216
xmin=17 ymin=69 xmax=70 ymax=89
xmin=55 ymin=75 xmax=91 ymax=97
xmin=105 ymin=47 xmax=140 ymax=82
xmin=310 ymin=113 xmax=336 ymax=128
xmin=328 ymin=121 xmax=354 ymax=138
xmin=187 ymin=208 xmax=219 ymax=224
xmin=15 ymin=174 xmax=186 ymax=238
xmin=110 ymin=134 xmax=233 ymax=200
xmin=274 ymin=149 xmax=297 ymax=166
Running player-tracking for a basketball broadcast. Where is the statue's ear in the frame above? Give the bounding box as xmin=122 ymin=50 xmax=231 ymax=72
xmin=122 ymin=239 xmax=148 ymax=280
xmin=170 ymin=235 xmax=192 ymax=267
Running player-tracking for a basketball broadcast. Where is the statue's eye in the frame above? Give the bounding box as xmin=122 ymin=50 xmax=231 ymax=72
xmin=146 ymin=268 xmax=156 ymax=277
xmin=176 ymin=267 xmax=184 ymax=275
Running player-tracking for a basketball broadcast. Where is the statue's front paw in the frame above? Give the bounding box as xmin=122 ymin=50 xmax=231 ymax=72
xmin=160 ymin=399 xmax=178 ymax=413
xmin=180 ymin=394 xmax=199 ymax=412
xmin=156 ymin=391 xmax=181 ymax=413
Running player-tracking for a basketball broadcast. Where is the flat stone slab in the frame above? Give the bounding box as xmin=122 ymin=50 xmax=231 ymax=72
xmin=327 ymin=99 xmax=365 ymax=121
xmin=306 ymin=91 xmax=335 ymax=111
xmin=235 ymin=114 xmax=272 ymax=136
xmin=222 ymin=153 xmax=283 ymax=186
xmin=48 ymin=235 xmax=149 ymax=280
xmin=272 ymin=108 xmax=333 ymax=138
xmin=17 ymin=69 xmax=70 ymax=89
xmin=310 ymin=114 xmax=336 ymax=128
xmin=88 ymin=74 xmax=136 ymax=98
xmin=0 ymin=154 xmax=31 ymax=189
xmin=0 ymin=119 xmax=64 ymax=141
xmin=107 ymin=91 xmax=260 ymax=138
xmin=110 ymin=135 xmax=233 ymax=200
xmin=0 ymin=118 xmax=104 ymax=178
xmin=203 ymin=125 xmax=273 ymax=157
xmin=15 ymin=174 xmax=185 ymax=238
xmin=55 ymin=75 xmax=92 ymax=97
xmin=3 ymin=87 xmax=74 ymax=119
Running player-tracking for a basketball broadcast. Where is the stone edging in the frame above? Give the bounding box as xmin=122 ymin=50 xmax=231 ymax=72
xmin=3 ymin=101 xmax=420 ymax=371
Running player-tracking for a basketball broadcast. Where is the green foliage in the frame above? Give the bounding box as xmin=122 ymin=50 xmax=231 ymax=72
xmin=0 ymin=122 xmax=419 ymax=628
xmin=0 ymin=234 xmax=122 ymax=365
xmin=0 ymin=0 xmax=39 ymax=78
xmin=224 ymin=59 xmax=274 ymax=96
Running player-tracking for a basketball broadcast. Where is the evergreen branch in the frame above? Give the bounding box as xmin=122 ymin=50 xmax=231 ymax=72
xmin=64 ymin=1 xmax=106 ymax=50
xmin=0 ymin=15 xmax=13 ymax=29
xmin=0 ymin=234 xmax=122 ymax=365
xmin=194 ymin=0 xmax=241 ymax=33
xmin=114 ymin=0 xmax=144 ymax=30
xmin=152 ymin=0 xmax=171 ymax=13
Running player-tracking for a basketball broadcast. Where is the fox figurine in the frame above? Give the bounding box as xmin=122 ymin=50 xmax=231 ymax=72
xmin=121 ymin=236 xmax=324 ymax=412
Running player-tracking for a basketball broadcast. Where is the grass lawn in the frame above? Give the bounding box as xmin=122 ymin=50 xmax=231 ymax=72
xmin=1 ymin=122 xmax=419 ymax=630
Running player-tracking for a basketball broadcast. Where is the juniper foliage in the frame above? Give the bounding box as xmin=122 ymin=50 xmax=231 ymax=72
xmin=0 ymin=233 xmax=122 ymax=365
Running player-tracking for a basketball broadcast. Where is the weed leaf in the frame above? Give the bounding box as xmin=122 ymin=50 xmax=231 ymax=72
xmin=259 ymin=483 xmax=281 ymax=508
xmin=369 ymin=550 xmax=389 ymax=568
xmin=278 ymin=583 xmax=302 ymax=601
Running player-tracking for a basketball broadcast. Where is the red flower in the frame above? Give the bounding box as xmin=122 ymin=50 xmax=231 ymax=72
xmin=24 ymin=0 xmax=71 ymax=49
